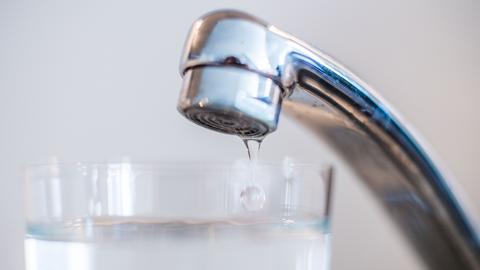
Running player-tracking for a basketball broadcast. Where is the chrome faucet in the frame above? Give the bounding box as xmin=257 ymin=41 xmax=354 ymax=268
xmin=177 ymin=10 xmax=479 ymax=269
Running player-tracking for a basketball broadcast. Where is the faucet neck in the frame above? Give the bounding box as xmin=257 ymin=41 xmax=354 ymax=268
xmin=179 ymin=10 xmax=480 ymax=269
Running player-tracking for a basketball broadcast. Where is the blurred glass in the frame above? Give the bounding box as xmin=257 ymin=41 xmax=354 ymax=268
xmin=25 ymin=161 xmax=334 ymax=270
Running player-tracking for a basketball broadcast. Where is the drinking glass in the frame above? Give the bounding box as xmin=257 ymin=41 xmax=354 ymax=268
xmin=25 ymin=161 xmax=334 ymax=270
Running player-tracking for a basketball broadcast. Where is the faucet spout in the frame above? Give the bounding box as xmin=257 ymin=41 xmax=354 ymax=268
xmin=177 ymin=10 xmax=480 ymax=269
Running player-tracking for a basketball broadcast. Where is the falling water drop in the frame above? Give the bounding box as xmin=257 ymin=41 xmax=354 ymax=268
xmin=240 ymin=137 xmax=266 ymax=211
xmin=240 ymin=186 xmax=266 ymax=211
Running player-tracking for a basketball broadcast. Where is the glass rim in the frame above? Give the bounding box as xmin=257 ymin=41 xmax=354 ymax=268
xmin=25 ymin=160 xmax=333 ymax=172
xmin=24 ymin=159 xmax=335 ymax=225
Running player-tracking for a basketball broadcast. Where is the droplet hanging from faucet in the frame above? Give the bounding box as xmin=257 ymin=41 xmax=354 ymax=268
xmin=242 ymin=138 xmax=263 ymax=162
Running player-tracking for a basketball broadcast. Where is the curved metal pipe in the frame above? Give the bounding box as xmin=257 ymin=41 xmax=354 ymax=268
xmin=177 ymin=10 xmax=480 ymax=269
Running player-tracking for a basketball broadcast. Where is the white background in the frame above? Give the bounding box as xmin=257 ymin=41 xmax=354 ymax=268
xmin=1 ymin=0 xmax=479 ymax=269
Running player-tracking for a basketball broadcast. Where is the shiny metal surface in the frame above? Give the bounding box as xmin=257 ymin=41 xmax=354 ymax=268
xmin=179 ymin=66 xmax=282 ymax=137
xmin=177 ymin=10 xmax=480 ymax=269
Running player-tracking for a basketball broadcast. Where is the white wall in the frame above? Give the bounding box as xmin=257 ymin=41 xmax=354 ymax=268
xmin=1 ymin=0 xmax=478 ymax=269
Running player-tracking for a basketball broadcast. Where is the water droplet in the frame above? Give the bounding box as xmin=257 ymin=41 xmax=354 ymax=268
xmin=242 ymin=138 xmax=263 ymax=162
xmin=240 ymin=185 xmax=266 ymax=211
xmin=239 ymin=137 xmax=266 ymax=211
